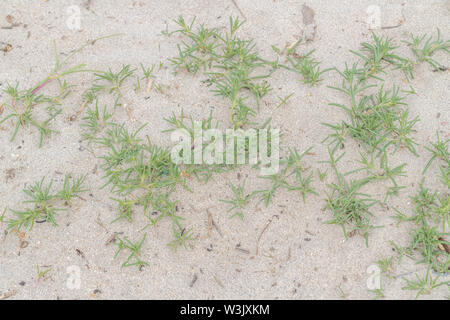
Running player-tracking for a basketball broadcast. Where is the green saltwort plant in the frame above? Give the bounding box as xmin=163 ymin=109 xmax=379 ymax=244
xmin=80 ymin=99 xmax=115 ymax=146
xmin=163 ymin=109 xmax=236 ymax=183
xmin=166 ymin=16 xmax=267 ymax=128
xmin=325 ymin=67 xmax=419 ymax=156
xmin=80 ymin=61 xmax=171 ymax=149
xmin=95 ymin=122 xmax=192 ymax=252
xmin=93 ymin=65 xmax=135 ymax=99
xmin=345 ymin=151 xmax=407 ymax=203
xmin=255 ymin=146 xmax=317 ymax=206
xmin=389 ymin=240 xmax=414 ymax=263
xmin=114 ymin=233 xmax=149 ymax=268
xmin=168 ymin=225 xmax=194 ymax=251
xmin=350 ymin=33 xmax=414 ymax=80
xmin=322 ymin=148 xmax=380 ymax=246
xmin=79 ymin=63 xmax=146 ymax=146
xmin=377 ymin=256 xmax=395 ymax=275
xmin=287 ymin=49 xmax=332 ymax=86
xmin=322 ymin=36 xmax=421 ymax=244
xmin=435 ymin=195 xmax=449 ymax=232
xmin=164 ymin=109 xmax=280 ymax=182
xmin=36 ymin=265 xmax=52 ymax=282
xmin=403 ymin=28 xmax=450 ymax=71
xmin=321 ymin=44 xmax=419 ymax=248
xmin=423 ymin=132 xmax=449 ymax=174
xmin=221 ymin=180 xmax=258 ymax=220
xmin=135 ymin=63 xmax=156 ymax=91
xmin=6 ymin=174 xmax=87 ymax=231
xmin=165 ymin=16 xmax=326 ymax=128
xmin=402 ymin=268 xmax=449 ymax=299
xmin=78 ymin=61 xmax=151 ymax=140
xmin=409 ymin=224 xmax=450 ymax=272
xmin=394 ymin=175 xmax=450 ymax=275
xmin=0 ymin=36 xmax=118 ymax=147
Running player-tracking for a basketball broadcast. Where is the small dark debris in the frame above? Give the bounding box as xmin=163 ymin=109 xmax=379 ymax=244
xmin=76 ymin=249 xmax=85 ymax=259
xmin=189 ymin=274 xmax=198 ymax=287
xmin=19 ymin=281 xmax=25 ymax=286
xmin=0 ymin=43 xmax=13 ymax=53
xmin=5 ymin=168 xmax=15 ymax=182
xmin=235 ymin=243 xmax=250 ymax=254
xmin=433 ymin=66 xmax=448 ymax=72
xmin=347 ymin=230 xmax=357 ymax=238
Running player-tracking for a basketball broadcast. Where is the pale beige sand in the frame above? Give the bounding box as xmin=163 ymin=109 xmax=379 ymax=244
xmin=0 ymin=0 xmax=448 ymax=299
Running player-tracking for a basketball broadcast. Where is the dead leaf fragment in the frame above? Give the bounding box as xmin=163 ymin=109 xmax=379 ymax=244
xmin=5 ymin=15 xmax=14 ymax=24
xmin=2 ymin=43 xmax=13 ymax=53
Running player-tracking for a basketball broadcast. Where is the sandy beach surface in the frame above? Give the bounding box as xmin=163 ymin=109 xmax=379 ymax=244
xmin=0 ymin=0 xmax=449 ymax=299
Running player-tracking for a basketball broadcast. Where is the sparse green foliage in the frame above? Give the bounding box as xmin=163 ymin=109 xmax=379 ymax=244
xmin=220 ymin=180 xmax=256 ymax=220
xmin=404 ymin=28 xmax=450 ymax=71
xmin=36 ymin=265 xmax=52 ymax=282
xmin=276 ymin=93 xmax=294 ymax=109
xmin=114 ymin=233 xmax=149 ymax=268
xmin=390 ymin=240 xmax=414 ymax=263
xmin=0 ymin=208 xmax=6 ymax=224
xmin=409 ymin=225 xmax=449 ymax=271
xmin=165 ymin=16 xmax=326 ymax=128
xmin=95 ymin=122 xmax=193 ymax=249
xmin=80 ymin=100 xmax=114 ymax=145
xmin=326 ymin=72 xmax=419 ymax=156
xmin=288 ymin=49 xmax=332 ymax=86
xmin=256 ymin=147 xmax=317 ymax=206
xmin=168 ymin=226 xmax=193 ymax=251
xmin=317 ymin=169 xmax=328 ymax=182
xmin=346 ymin=151 xmax=406 ymax=202
xmin=93 ymin=64 xmax=135 ymax=99
xmin=6 ymin=175 xmax=87 ymax=231
xmin=435 ymin=195 xmax=449 ymax=232
xmin=0 ymin=37 xmax=117 ymax=147
xmin=402 ymin=268 xmax=449 ymax=299
xmin=323 ymin=149 xmax=379 ymax=246
xmin=409 ymin=180 xmax=437 ymax=225
xmin=57 ymin=174 xmax=87 ymax=205
xmin=377 ymin=256 xmax=394 ymax=274
xmin=397 ymin=176 xmax=450 ymax=274
xmin=163 ymin=109 xmax=235 ymax=183
xmin=423 ymin=132 xmax=449 ymax=174
xmin=2 ymin=17 xmax=448 ymax=297
xmin=350 ymin=33 xmax=412 ymax=78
